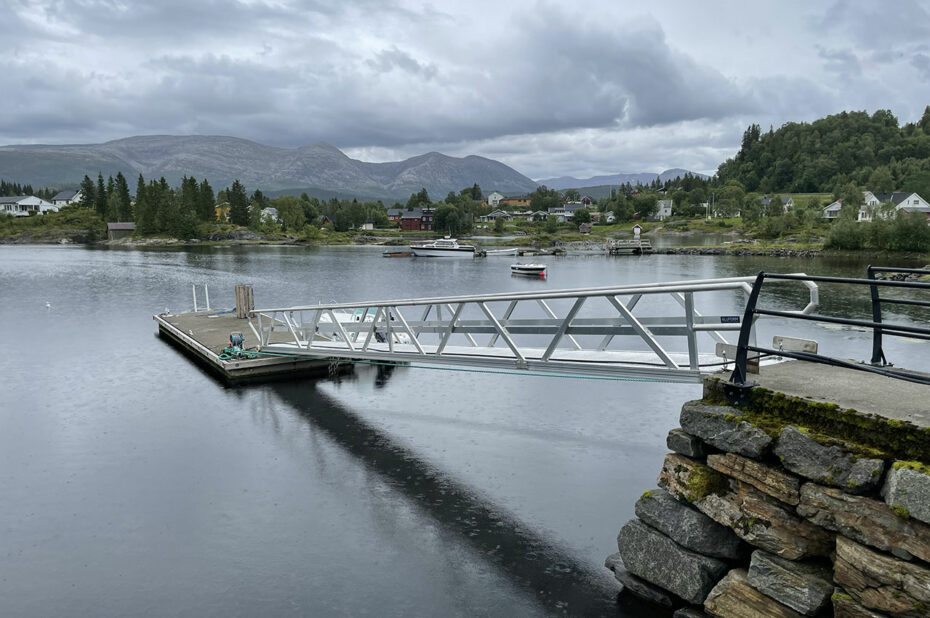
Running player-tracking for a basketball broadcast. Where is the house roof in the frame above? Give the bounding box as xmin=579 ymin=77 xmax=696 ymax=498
xmin=401 ymin=209 xmax=423 ymax=219
xmin=0 ymin=195 xmax=30 ymax=204
xmin=871 ymin=192 xmax=914 ymax=206
xmin=52 ymin=189 xmax=79 ymax=201
xmin=387 ymin=209 xmax=404 ymax=217
xmin=761 ymin=196 xmax=793 ymax=205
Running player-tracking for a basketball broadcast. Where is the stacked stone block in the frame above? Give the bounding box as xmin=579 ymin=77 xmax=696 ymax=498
xmin=607 ymin=380 xmax=930 ymax=617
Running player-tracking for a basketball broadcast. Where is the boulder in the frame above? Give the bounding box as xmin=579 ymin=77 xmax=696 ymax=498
xmin=703 ymin=569 xmax=804 ymax=618
xmin=668 ymin=428 xmax=708 ymax=458
xmin=798 ymin=482 xmax=930 ymax=563
xmin=679 ymin=401 xmax=772 ymax=458
xmin=773 ymin=426 xmax=884 ymax=494
xmin=707 ymin=452 xmax=801 ymax=505
xmin=883 ymin=463 xmax=930 ymax=525
xmin=834 ymin=536 xmax=930 ymax=617
xmin=746 ymin=550 xmax=833 ymax=616
xmin=634 ymin=487 xmax=743 ymax=560
xmin=617 ymin=518 xmax=728 ymax=605
xmin=673 ymin=608 xmax=708 ymax=618
xmin=661 ymin=455 xmax=832 ymax=560
xmin=605 ymin=551 xmax=676 ymax=608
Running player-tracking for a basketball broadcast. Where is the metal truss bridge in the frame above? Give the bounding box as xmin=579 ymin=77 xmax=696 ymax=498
xmin=247 ymin=275 xmax=819 ymax=384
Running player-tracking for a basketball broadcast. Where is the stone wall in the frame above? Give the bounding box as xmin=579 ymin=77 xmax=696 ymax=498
xmin=607 ymin=378 xmax=930 ymax=617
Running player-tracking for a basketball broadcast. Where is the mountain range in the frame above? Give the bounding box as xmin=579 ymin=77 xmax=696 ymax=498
xmin=536 ymin=168 xmax=708 ymax=191
xmin=0 ymin=136 xmax=538 ymax=201
xmin=0 ymin=135 xmax=706 ymax=201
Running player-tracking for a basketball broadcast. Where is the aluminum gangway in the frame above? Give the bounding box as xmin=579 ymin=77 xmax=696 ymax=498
xmin=247 ymin=275 xmax=818 ymax=383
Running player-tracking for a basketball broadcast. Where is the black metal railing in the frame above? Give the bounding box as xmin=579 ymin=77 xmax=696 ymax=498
xmin=730 ymin=268 xmax=930 ymax=387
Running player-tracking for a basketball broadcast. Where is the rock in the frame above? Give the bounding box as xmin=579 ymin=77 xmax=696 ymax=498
xmin=668 ymin=427 xmax=708 ymax=458
xmin=834 ymin=536 xmax=930 ymax=617
xmin=617 ymin=518 xmax=728 ymax=605
xmin=883 ymin=463 xmax=930 ymax=525
xmin=679 ymin=401 xmax=773 ymax=459
xmin=658 ymin=453 xmax=730 ymax=503
xmin=661 ymin=455 xmax=832 ymax=560
xmin=605 ymin=551 xmax=676 ymax=608
xmin=798 ymin=482 xmax=930 ymax=563
xmin=832 ymin=591 xmax=888 ymax=618
xmin=707 ymin=452 xmax=801 ymax=505
xmin=773 ymin=426 xmax=884 ymax=494
xmin=704 ymin=569 xmax=804 ymax=618
xmin=635 ymin=487 xmax=744 ymax=560
xmin=746 ymin=550 xmax=833 ymax=616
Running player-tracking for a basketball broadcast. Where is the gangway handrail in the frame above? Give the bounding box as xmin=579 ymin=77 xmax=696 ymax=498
xmin=247 ymin=275 xmax=819 ymax=383
xmin=730 ymin=268 xmax=930 ymax=388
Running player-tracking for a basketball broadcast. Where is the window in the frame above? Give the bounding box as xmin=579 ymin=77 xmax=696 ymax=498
xmin=915 ymin=200 xmax=920 ymax=205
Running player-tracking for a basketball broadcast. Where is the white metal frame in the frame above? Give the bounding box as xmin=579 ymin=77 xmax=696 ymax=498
xmin=248 ymin=276 xmax=818 ymax=383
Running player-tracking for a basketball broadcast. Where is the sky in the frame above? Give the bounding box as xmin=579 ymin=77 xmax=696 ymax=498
xmin=4 ymin=0 xmax=930 ymax=180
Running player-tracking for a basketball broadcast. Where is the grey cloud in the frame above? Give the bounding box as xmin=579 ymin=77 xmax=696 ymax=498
xmin=911 ymin=53 xmax=930 ymax=80
xmin=817 ymin=46 xmax=862 ymax=77
xmin=367 ymin=47 xmax=438 ymax=80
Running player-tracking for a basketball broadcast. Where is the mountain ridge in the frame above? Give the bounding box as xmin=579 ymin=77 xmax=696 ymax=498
xmin=536 ymin=168 xmax=709 ymax=190
xmin=0 ymin=135 xmax=538 ymax=201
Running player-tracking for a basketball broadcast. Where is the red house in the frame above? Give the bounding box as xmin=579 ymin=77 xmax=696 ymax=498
xmin=401 ymin=208 xmax=433 ymax=231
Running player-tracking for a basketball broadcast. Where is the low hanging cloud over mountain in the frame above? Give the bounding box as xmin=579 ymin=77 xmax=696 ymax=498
xmin=3 ymin=0 xmax=930 ymax=181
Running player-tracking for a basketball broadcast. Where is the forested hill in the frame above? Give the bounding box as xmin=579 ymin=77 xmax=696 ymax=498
xmin=716 ymin=108 xmax=930 ymax=197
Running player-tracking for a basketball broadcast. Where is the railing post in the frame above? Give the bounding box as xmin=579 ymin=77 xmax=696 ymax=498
xmin=867 ymin=265 xmax=886 ymax=365
xmin=730 ymin=272 xmax=765 ymax=386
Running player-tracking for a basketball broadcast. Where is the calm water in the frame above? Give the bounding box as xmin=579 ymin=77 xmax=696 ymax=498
xmin=1 ymin=245 xmax=927 ymax=617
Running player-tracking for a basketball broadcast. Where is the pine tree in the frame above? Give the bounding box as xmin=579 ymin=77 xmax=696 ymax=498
xmin=79 ymin=175 xmax=96 ymax=209
xmin=114 ymin=172 xmax=132 ymax=221
xmin=228 ymin=180 xmax=249 ymax=225
xmin=95 ymin=173 xmax=107 ymax=218
xmin=198 ymin=179 xmax=215 ymax=222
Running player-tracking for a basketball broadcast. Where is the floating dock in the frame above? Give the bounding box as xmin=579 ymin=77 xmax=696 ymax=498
xmin=154 ymin=310 xmax=341 ymax=385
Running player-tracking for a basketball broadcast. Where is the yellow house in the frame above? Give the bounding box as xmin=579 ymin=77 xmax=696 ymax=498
xmin=214 ymin=202 xmax=231 ymax=222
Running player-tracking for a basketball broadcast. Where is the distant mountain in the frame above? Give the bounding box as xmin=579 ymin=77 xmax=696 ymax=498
xmin=537 ymin=168 xmax=708 ymax=191
xmin=0 ymin=135 xmax=538 ymax=201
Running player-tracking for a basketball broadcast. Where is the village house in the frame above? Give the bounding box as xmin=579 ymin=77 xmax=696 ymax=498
xmin=486 ymin=191 xmax=504 ymax=208
xmin=857 ymin=191 xmax=930 ymax=222
xmin=400 ymin=207 xmax=434 ymax=231
xmin=499 ymin=196 xmax=531 ymax=208
xmin=651 ymin=199 xmax=673 ymax=221
xmin=761 ymin=196 xmax=795 ymax=213
xmin=214 ymin=202 xmax=231 ymax=221
xmin=0 ymin=195 xmax=57 ymax=217
xmin=106 ymin=222 xmax=135 ymax=240
xmin=51 ymin=189 xmax=83 ymax=207
xmin=386 ymin=208 xmax=404 ymax=223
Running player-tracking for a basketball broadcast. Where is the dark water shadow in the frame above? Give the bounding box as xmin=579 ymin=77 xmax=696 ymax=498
xmin=267 ymin=377 xmax=667 ymax=617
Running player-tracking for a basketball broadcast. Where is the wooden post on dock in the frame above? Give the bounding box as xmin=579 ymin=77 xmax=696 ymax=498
xmin=235 ymin=285 xmax=254 ymax=319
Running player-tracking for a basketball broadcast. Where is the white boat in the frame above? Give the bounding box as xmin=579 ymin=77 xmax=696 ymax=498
xmin=410 ymin=237 xmax=477 ymax=257
xmin=483 ymin=247 xmax=518 ymax=256
xmin=316 ymin=307 xmax=411 ymax=344
xmin=510 ymin=263 xmax=547 ymax=277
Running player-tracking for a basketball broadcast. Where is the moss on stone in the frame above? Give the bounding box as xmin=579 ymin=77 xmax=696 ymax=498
xmin=684 ymin=461 xmax=729 ymax=502
xmin=892 ymin=460 xmax=930 ymax=475
xmin=701 ymin=379 xmax=930 ymax=463
xmin=831 ymin=591 xmax=853 ymax=603
xmin=639 ymin=490 xmax=653 ymax=502
xmin=890 ymin=504 xmax=910 ymax=519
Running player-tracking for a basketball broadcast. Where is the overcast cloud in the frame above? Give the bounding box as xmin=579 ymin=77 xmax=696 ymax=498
xmin=3 ymin=0 xmax=930 ymax=179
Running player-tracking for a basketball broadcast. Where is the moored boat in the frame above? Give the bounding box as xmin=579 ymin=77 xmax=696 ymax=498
xmin=510 ymin=263 xmax=547 ymax=277
xmin=410 ymin=237 xmax=476 ymax=257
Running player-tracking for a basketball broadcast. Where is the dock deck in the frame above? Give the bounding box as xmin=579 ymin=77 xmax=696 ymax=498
xmin=154 ymin=310 xmax=339 ymax=384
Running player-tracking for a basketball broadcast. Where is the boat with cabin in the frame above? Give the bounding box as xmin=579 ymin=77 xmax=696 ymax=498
xmin=410 ymin=237 xmax=477 ymax=258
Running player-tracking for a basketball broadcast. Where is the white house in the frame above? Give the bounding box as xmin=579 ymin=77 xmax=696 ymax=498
xmin=858 ymin=192 xmax=930 ymax=222
xmin=260 ymin=207 xmax=279 ymax=222
xmin=51 ymin=189 xmax=83 ymax=207
xmin=0 ymin=195 xmax=57 ymax=216
xmin=822 ymin=199 xmax=844 ymax=220
xmin=486 ymin=191 xmax=504 ymax=208
xmin=761 ymin=196 xmax=794 ymax=214
xmin=652 ymin=199 xmax=673 ymax=221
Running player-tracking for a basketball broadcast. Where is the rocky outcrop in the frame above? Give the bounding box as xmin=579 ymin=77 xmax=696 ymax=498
xmin=680 ymin=402 xmax=772 ymax=458
xmin=634 ymin=487 xmax=743 ymax=560
xmin=704 ymin=569 xmax=804 ymax=618
xmin=774 ymin=426 xmax=884 ymax=494
xmin=746 ymin=550 xmax=833 ymax=616
xmin=617 ymin=518 xmax=728 ymax=605
xmin=667 ymin=427 xmax=708 ymax=458
xmin=707 ymin=452 xmax=801 ymax=505
xmin=882 ymin=462 xmax=930 ymax=525
xmin=833 ymin=536 xmax=930 ymax=617
xmin=831 ymin=593 xmax=888 ymax=618
xmin=797 ymin=482 xmax=930 ymax=563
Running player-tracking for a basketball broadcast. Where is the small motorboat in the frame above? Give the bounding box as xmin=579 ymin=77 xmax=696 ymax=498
xmin=483 ymin=247 xmax=518 ymax=256
xmin=410 ymin=236 xmax=477 ymax=257
xmin=510 ymin=263 xmax=547 ymax=278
